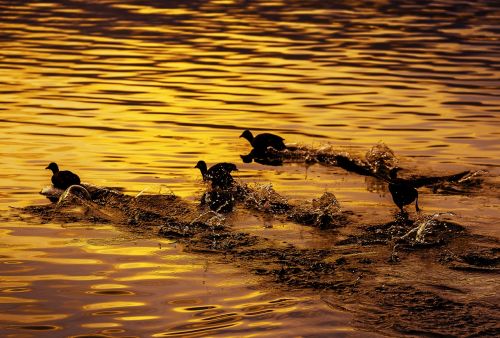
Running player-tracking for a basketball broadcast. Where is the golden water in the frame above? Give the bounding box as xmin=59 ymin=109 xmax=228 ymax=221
xmin=0 ymin=0 xmax=498 ymax=336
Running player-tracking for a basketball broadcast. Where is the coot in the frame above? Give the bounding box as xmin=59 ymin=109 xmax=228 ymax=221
xmin=388 ymin=167 xmax=420 ymax=213
xmin=45 ymin=162 xmax=81 ymax=190
xmin=194 ymin=160 xmax=237 ymax=188
xmin=387 ymin=167 xmax=471 ymax=212
xmin=240 ymin=129 xmax=286 ymax=152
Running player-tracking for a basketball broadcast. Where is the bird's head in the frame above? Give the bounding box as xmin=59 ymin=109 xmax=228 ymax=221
xmin=194 ymin=160 xmax=207 ymax=172
xmin=45 ymin=162 xmax=59 ymax=173
xmin=239 ymin=129 xmax=253 ymax=141
xmin=240 ymin=153 xmax=253 ymax=163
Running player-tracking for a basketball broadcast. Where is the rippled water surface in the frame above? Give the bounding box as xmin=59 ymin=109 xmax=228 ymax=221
xmin=1 ymin=0 xmax=499 ymax=336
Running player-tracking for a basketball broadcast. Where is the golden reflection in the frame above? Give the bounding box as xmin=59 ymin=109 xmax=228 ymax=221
xmin=114 ymin=274 xmax=180 ymax=282
xmin=0 ymin=296 xmax=37 ymax=304
xmin=0 ymin=235 xmax=102 ymax=265
xmin=84 ymin=246 xmax=160 ymax=256
xmin=0 ymin=1 xmax=499 ymax=336
xmin=1 ymin=275 xmax=104 ymax=282
xmin=0 ymin=313 xmax=68 ymax=323
xmin=29 ymin=2 xmax=58 ymax=8
xmin=83 ymin=301 xmax=145 ymax=311
xmin=118 ymin=316 xmax=160 ymax=321
xmin=112 ymin=4 xmax=195 ymax=16
xmin=248 ymin=321 xmax=281 ymax=328
xmin=115 ymin=262 xmax=163 ymax=269
xmin=81 ymin=322 xmax=122 ymax=328
xmin=91 ymin=284 xmax=128 ymax=290
xmin=0 ymin=282 xmax=30 ymax=289
xmin=6 ymin=255 xmax=101 ymax=265
xmin=53 ymin=8 xmax=85 ymax=14
xmin=223 ymin=291 xmax=263 ymax=302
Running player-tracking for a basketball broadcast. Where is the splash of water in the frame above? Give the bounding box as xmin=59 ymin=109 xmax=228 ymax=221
xmin=243 ymin=183 xmax=289 ymax=213
xmin=400 ymin=212 xmax=456 ymax=244
xmin=57 ymin=185 xmax=91 ymax=206
xmin=365 ymin=142 xmax=398 ymax=176
xmin=136 ymin=184 xmax=176 ymax=198
xmin=312 ymin=191 xmax=342 ymax=214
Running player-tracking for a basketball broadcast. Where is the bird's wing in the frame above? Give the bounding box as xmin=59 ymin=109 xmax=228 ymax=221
xmin=219 ymin=163 xmax=237 ymax=172
xmin=209 ymin=163 xmax=236 ymax=175
xmin=411 ymin=170 xmax=470 ymax=188
xmin=261 ymin=133 xmax=284 ymax=141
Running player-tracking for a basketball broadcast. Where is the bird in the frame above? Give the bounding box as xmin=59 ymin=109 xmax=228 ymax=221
xmin=388 ymin=167 xmax=420 ymax=213
xmin=387 ymin=167 xmax=470 ymax=213
xmin=45 ymin=162 xmax=81 ymax=190
xmin=194 ymin=160 xmax=238 ymax=188
xmin=239 ymin=129 xmax=286 ymax=152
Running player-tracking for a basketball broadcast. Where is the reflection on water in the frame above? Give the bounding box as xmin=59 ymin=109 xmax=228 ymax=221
xmin=0 ymin=222 xmax=358 ymax=337
xmin=0 ymin=0 xmax=499 ymax=336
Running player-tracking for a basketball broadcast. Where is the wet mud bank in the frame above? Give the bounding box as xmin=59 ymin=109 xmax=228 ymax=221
xmin=16 ymin=173 xmax=499 ymax=337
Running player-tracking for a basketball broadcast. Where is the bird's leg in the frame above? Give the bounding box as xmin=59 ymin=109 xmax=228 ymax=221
xmin=396 ymin=208 xmax=409 ymax=223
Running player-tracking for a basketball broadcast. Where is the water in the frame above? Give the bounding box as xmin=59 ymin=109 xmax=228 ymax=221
xmin=0 ymin=0 xmax=499 ymax=336
xmin=1 ymin=220 xmax=360 ymax=337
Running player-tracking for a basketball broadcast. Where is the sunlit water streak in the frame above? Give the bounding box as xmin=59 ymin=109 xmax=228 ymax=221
xmin=0 ymin=0 xmax=499 ymax=336
xmin=0 ymin=222 xmax=362 ymax=337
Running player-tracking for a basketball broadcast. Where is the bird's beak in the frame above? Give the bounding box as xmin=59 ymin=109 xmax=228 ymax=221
xmin=45 ymin=166 xmax=50 ymax=169
xmin=241 ymin=154 xmax=252 ymax=163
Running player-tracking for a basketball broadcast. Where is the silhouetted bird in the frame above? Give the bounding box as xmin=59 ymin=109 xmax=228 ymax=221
xmin=388 ymin=168 xmax=420 ymax=213
xmin=45 ymin=162 xmax=81 ymax=190
xmin=387 ymin=167 xmax=470 ymax=213
xmin=194 ymin=160 xmax=238 ymax=188
xmin=240 ymin=129 xmax=286 ymax=152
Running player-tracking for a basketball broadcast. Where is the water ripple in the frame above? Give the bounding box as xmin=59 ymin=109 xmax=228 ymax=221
xmin=0 ymin=0 xmax=499 ymax=336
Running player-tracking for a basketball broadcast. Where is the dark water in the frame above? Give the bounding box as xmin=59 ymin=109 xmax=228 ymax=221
xmin=0 ymin=0 xmax=499 ymax=336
